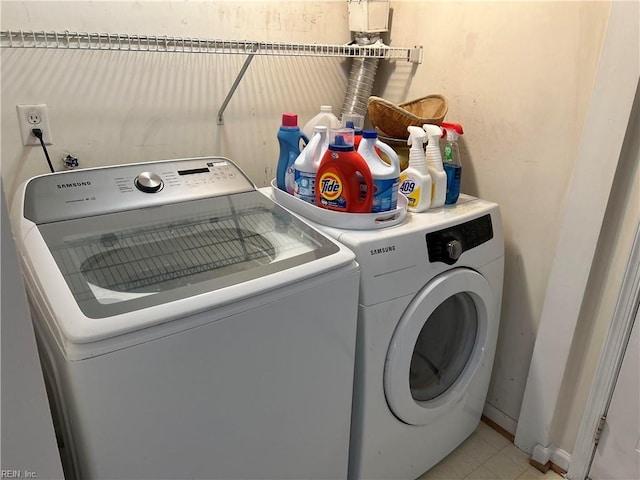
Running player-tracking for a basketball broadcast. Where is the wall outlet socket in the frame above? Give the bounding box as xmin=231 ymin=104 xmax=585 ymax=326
xmin=17 ymin=104 xmax=53 ymax=146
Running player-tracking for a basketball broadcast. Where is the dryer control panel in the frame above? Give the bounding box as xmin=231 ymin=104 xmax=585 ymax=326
xmin=23 ymin=157 xmax=256 ymax=224
xmin=426 ymin=214 xmax=494 ymax=265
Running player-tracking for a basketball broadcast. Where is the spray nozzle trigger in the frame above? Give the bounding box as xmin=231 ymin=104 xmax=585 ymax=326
xmin=422 ymin=124 xmax=444 ymax=141
xmin=407 ymin=126 xmax=427 ymax=147
xmin=441 ymin=122 xmax=463 ymax=141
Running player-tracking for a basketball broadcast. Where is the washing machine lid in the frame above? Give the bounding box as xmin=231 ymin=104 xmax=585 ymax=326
xmin=384 ymin=268 xmax=494 ymax=426
xmin=30 ymin=189 xmax=341 ymax=320
xmin=16 ymin=158 xmax=356 ymax=346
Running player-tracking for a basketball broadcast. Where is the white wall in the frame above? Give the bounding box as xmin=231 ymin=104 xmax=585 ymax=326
xmin=1 ymin=0 xmax=352 ymax=204
xmin=553 ymin=81 xmax=639 ymax=454
xmin=515 ymin=0 xmax=638 ymax=456
xmin=380 ymin=0 xmax=611 ymax=430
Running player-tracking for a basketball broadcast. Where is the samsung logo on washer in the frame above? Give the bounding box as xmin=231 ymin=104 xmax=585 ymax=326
xmin=370 ymin=245 xmax=396 ymax=256
xmin=57 ymin=181 xmax=92 ymax=189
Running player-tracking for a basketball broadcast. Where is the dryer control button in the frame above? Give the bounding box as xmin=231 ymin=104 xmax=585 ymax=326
xmin=446 ymin=239 xmax=463 ymax=260
xmin=135 ymin=172 xmax=163 ymax=193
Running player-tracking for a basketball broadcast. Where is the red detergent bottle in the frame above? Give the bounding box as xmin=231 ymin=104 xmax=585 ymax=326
xmin=315 ymin=129 xmax=373 ymax=213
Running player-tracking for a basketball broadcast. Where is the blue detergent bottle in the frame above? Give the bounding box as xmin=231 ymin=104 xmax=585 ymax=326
xmin=277 ymin=113 xmax=308 ymax=193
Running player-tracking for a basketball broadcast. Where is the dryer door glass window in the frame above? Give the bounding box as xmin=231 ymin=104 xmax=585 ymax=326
xmin=410 ymin=293 xmax=477 ymax=402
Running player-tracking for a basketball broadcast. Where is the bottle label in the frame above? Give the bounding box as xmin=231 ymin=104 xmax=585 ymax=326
xmin=444 ymin=144 xmax=453 ymax=161
xmin=294 ymin=170 xmax=317 ymax=204
xmin=284 ymin=150 xmax=298 ymax=195
xmin=444 ymin=163 xmax=462 ymax=204
xmin=399 ymin=174 xmax=421 ymax=208
xmin=317 ymin=172 xmax=347 ymax=209
xmin=371 ymin=177 xmax=399 ymax=212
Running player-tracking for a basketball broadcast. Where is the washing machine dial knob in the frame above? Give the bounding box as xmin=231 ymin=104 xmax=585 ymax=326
xmin=135 ymin=172 xmax=163 ymax=193
xmin=446 ymin=239 xmax=463 ymax=260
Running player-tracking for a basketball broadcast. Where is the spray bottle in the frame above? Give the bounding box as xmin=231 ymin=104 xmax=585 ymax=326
xmin=441 ymin=122 xmax=464 ymax=205
xmin=399 ymin=126 xmax=432 ymax=212
xmin=277 ymin=113 xmax=309 ymax=193
xmin=292 ymin=126 xmax=329 ymax=204
xmin=423 ymin=124 xmax=447 ymax=208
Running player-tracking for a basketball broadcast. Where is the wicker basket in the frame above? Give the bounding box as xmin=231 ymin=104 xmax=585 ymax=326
xmin=368 ymin=95 xmax=448 ymax=139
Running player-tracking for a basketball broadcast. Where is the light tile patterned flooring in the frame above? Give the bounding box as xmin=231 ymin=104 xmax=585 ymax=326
xmin=418 ymin=421 xmax=565 ymax=480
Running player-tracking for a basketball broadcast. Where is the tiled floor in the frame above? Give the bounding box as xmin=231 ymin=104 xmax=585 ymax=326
xmin=418 ymin=421 xmax=565 ymax=480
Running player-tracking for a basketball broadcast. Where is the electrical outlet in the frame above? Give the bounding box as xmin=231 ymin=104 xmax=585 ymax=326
xmin=17 ymin=104 xmax=53 ymax=146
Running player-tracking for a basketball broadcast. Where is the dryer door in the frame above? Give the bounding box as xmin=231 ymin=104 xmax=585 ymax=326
xmin=384 ymin=268 xmax=495 ymax=426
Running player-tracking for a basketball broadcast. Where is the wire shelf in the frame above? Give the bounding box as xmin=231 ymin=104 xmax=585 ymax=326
xmin=0 ymin=30 xmax=423 ymax=63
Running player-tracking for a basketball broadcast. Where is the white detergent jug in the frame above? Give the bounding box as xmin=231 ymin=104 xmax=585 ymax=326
xmin=292 ymin=126 xmax=329 ymax=204
xmin=302 ymin=106 xmax=341 ymax=140
xmin=358 ymin=130 xmax=400 ymax=213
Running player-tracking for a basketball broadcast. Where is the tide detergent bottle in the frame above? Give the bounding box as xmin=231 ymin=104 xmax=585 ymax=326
xmin=358 ymin=130 xmax=400 ymax=212
xmin=423 ymin=123 xmax=447 ymax=208
xmin=292 ymin=126 xmax=329 ymax=204
xmin=399 ymin=126 xmax=432 ymax=212
xmin=315 ymin=128 xmax=373 ymax=213
xmin=277 ymin=113 xmax=308 ymax=193
xmin=441 ymin=122 xmax=464 ymax=204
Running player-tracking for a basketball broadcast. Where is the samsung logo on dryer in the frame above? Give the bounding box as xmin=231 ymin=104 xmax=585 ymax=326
xmin=57 ymin=181 xmax=92 ymax=189
xmin=370 ymin=245 xmax=396 ymax=256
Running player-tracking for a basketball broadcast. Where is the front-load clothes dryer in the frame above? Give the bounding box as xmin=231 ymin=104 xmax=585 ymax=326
xmin=295 ymin=195 xmax=504 ymax=480
xmin=11 ymin=157 xmax=360 ymax=480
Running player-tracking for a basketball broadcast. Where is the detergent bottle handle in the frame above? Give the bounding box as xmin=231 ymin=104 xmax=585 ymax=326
xmin=300 ymin=132 xmax=310 ymax=148
xmin=355 ymin=162 xmax=374 ymax=213
xmin=375 ymin=140 xmax=400 ymax=171
xmin=306 ymin=132 xmax=323 ymax=164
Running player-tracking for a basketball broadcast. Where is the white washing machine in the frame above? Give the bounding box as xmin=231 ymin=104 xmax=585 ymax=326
xmin=274 ymin=193 xmax=505 ymax=480
xmin=11 ymin=157 xmax=360 ymax=480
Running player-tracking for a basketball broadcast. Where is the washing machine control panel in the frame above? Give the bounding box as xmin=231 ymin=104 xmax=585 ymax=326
xmin=22 ymin=157 xmax=256 ymax=224
xmin=426 ymin=214 xmax=494 ymax=265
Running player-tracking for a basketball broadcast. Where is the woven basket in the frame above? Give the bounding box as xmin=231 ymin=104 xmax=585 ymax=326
xmin=368 ymin=94 xmax=448 ymax=139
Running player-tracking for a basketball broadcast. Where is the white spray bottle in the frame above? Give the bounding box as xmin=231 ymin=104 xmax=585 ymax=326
xmin=292 ymin=126 xmax=329 ymax=204
xmin=399 ymin=126 xmax=432 ymax=212
xmin=423 ymin=123 xmax=447 ymax=208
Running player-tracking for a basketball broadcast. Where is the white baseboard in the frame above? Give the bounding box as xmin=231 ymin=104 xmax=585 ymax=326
xmin=481 ymin=402 xmax=572 ymax=472
xmin=551 ymin=448 xmax=572 ymax=472
xmin=483 ymin=402 xmax=518 ymax=435
xmin=531 ymin=443 xmax=572 ymax=472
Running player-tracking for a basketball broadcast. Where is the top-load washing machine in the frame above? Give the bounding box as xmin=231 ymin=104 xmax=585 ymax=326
xmin=11 ymin=157 xmax=360 ymax=480
xmin=271 ymin=191 xmax=505 ymax=480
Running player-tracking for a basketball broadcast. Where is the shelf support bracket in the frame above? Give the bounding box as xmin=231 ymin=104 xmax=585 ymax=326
xmin=217 ymin=47 xmax=258 ymax=125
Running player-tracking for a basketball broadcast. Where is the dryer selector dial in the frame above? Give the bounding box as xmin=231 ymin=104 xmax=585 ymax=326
xmin=135 ymin=172 xmax=163 ymax=193
xmin=446 ymin=239 xmax=463 ymax=260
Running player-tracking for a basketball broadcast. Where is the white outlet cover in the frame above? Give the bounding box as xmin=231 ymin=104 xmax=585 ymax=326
xmin=17 ymin=104 xmax=53 ymax=146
